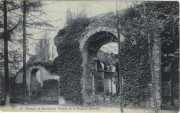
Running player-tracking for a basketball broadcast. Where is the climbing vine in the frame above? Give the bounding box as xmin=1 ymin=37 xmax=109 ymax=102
xmin=54 ymin=15 xmax=90 ymax=104
xmin=117 ymin=1 xmax=179 ymax=106
xmin=54 ymin=1 xmax=179 ymax=106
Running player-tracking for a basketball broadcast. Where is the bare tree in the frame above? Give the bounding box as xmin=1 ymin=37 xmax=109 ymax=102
xmin=116 ymin=2 xmax=124 ymax=113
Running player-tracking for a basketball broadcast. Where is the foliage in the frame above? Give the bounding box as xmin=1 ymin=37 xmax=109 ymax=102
xmin=97 ymin=50 xmax=118 ymax=65
xmin=0 ymin=73 xmax=5 ymax=104
xmin=35 ymin=33 xmax=50 ymax=62
xmin=54 ymin=42 xmax=83 ymax=104
xmin=8 ymin=50 xmax=23 ymax=74
xmin=54 ymin=10 xmax=90 ymax=104
xmin=121 ymin=35 xmax=151 ymax=105
xmin=54 ymin=1 xmax=179 ymax=106
xmin=0 ymin=0 xmax=55 ymax=76
xmin=0 ymin=0 xmax=46 ymax=40
xmin=66 ymin=4 xmax=88 ymax=26
xmin=116 ymin=1 xmax=179 ymax=105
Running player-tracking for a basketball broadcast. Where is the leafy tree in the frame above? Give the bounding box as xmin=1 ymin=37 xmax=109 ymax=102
xmin=35 ymin=33 xmax=50 ymax=62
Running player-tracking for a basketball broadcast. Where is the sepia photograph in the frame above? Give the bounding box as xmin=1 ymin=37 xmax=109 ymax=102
xmin=0 ymin=0 xmax=179 ymax=113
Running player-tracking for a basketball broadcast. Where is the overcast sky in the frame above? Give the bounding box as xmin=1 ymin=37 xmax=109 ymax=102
xmin=10 ymin=1 xmax=136 ymax=61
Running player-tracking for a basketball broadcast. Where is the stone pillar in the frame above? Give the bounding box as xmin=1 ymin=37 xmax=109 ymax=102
xmin=152 ymin=38 xmax=162 ymax=108
xmin=110 ymin=75 xmax=113 ymax=100
xmin=82 ymin=51 xmax=94 ymax=105
xmin=101 ymin=72 xmax=106 ymax=102
xmin=92 ymin=74 xmax=95 ymax=96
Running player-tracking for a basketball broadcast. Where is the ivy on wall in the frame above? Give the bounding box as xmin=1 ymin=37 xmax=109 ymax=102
xmin=54 ymin=17 xmax=90 ymax=105
xmin=54 ymin=1 xmax=179 ymax=106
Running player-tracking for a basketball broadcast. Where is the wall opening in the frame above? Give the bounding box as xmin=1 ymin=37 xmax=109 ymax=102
xmin=30 ymin=68 xmax=41 ymax=100
xmin=82 ymin=31 xmax=119 ymax=104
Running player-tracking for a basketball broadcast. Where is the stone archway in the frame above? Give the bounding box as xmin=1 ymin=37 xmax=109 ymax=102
xmin=15 ymin=64 xmax=60 ymax=100
xmin=80 ymin=28 xmax=123 ymax=103
xmin=79 ymin=28 xmax=162 ymax=107
xmin=54 ymin=13 xmax=163 ymax=107
xmin=80 ymin=27 xmax=118 ymax=50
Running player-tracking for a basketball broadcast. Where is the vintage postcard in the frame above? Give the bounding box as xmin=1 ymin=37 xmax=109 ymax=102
xmin=0 ymin=0 xmax=179 ymax=113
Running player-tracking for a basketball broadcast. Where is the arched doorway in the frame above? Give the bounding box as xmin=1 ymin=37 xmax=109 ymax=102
xmin=81 ymin=30 xmax=122 ymax=104
xmin=96 ymin=43 xmax=118 ymax=103
xmin=30 ymin=68 xmax=41 ymax=100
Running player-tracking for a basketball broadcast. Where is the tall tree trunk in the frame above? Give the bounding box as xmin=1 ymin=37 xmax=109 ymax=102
xmin=171 ymin=15 xmax=177 ymax=51
xmin=116 ymin=2 xmax=124 ymax=113
xmin=171 ymin=15 xmax=176 ymax=106
xmin=23 ymin=1 xmax=27 ymax=103
xmin=3 ymin=0 xmax=9 ymax=105
xmin=148 ymin=35 xmax=158 ymax=113
xmin=143 ymin=3 xmax=158 ymax=113
xmin=170 ymin=14 xmax=176 ymax=107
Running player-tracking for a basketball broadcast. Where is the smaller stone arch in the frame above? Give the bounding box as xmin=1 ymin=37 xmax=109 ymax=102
xmin=15 ymin=64 xmax=60 ymax=96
